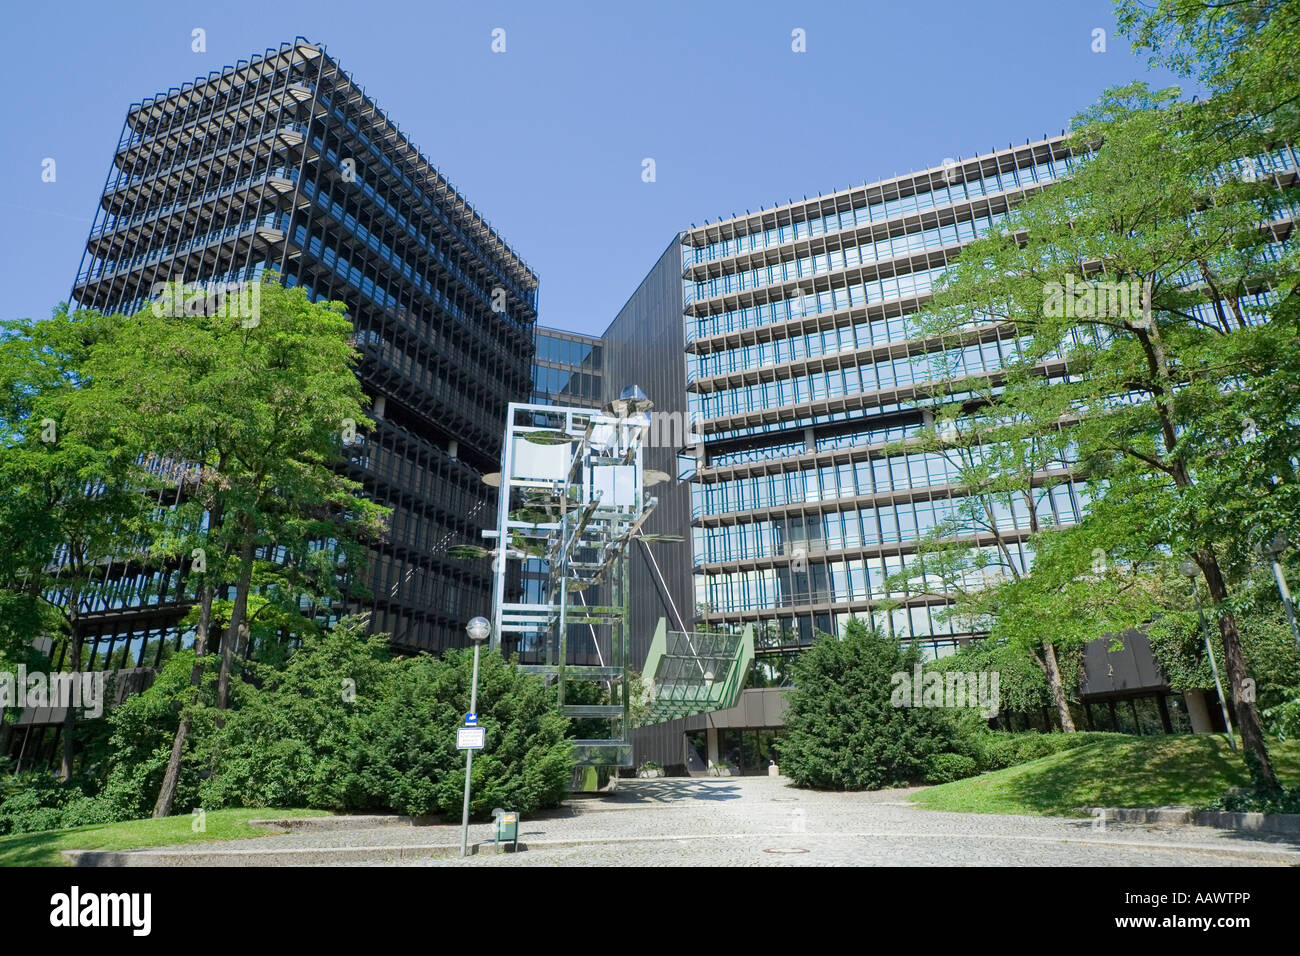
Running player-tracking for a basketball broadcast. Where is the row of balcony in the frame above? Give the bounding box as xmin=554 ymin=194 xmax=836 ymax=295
xmin=90 ymin=167 xmax=296 ymax=243
xmin=104 ymin=123 xmax=309 ymax=198
xmin=75 ymin=215 xmax=281 ymax=287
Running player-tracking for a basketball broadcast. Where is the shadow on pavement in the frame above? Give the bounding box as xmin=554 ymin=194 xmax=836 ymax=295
xmin=604 ymin=778 xmax=743 ymax=804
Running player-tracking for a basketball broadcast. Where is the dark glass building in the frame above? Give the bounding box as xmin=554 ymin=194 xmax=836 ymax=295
xmin=531 ymin=326 xmax=603 ymax=408
xmin=602 ymin=237 xmax=695 ymax=655
xmin=599 ymin=238 xmax=701 ymax=770
xmin=69 ymin=37 xmax=539 ymax=659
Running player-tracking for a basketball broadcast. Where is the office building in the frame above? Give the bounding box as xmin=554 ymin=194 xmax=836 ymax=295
xmin=683 ymin=138 xmax=1082 ymax=659
xmin=619 ymin=136 xmax=1271 ymax=771
xmin=67 ymin=37 xmax=538 ymax=663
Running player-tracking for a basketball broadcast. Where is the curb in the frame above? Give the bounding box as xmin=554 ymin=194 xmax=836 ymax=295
xmin=61 ymin=825 xmax=1300 ymax=867
xmin=1087 ymin=806 xmax=1300 ymax=835
xmin=249 ymin=806 xmax=579 ymax=832
xmin=63 ymin=842 xmax=488 ymax=866
xmin=60 ymin=836 xmax=625 ymax=867
xmin=249 ymin=815 xmax=425 ymax=831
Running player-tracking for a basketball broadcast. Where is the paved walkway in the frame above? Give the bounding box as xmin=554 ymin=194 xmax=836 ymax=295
xmin=83 ymin=776 xmax=1300 ymax=866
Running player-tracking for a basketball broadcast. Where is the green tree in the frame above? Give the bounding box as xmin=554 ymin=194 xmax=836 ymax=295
xmin=78 ymin=277 xmax=389 ymax=815
xmin=1118 ymin=0 xmax=1300 ymax=147
xmin=978 ymin=509 xmax=1167 ymax=699
xmin=780 ymin=618 xmax=958 ymax=790
xmin=926 ymin=633 xmax=1064 ymax=721
xmin=882 ymin=371 xmax=1083 ymax=729
xmin=0 ymin=307 xmax=152 ymax=778
xmin=1148 ymin=567 xmax=1300 ymax=714
xmin=911 ymin=85 xmax=1299 ymax=785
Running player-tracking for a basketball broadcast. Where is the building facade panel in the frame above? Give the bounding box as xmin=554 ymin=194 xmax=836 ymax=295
xmin=531 ymin=326 xmax=603 ymax=408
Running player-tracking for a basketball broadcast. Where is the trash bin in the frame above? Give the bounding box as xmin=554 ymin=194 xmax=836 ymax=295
xmin=492 ymin=808 xmax=520 ymax=853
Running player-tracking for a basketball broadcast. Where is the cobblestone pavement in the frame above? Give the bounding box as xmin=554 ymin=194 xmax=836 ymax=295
xmin=147 ymin=776 xmax=1300 ymax=866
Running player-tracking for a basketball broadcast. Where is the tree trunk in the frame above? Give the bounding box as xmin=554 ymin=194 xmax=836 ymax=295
xmin=217 ymin=536 xmax=256 ymax=712
xmin=59 ymin=628 xmax=82 ymax=781
xmin=1040 ymin=641 xmax=1076 ymax=732
xmin=153 ymin=713 xmax=192 ymax=819
xmin=1195 ymin=259 xmax=1236 ymax=334
xmin=153 ymin=582 xmax=214 ymax=819
xmin=235 ymin=620 xmax=250 ymax=660
xmin=1199 ymin=550 xmax=1278 ymax=789
xmin=59 ymin=580 xmax=84 ymax=781
xmin=1134 ymin=317 xmax=1276 ymax=786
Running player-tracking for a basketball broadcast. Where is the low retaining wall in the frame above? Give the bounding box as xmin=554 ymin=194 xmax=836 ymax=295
xmin=1089 ymin=806 xmax=1300 ymax=835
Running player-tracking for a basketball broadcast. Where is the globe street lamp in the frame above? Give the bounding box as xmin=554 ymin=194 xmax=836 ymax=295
xmin=1261 ymin=534 xmax=1300 ymax=656
xmin=1180 ymin=561 xmax=1237 ymax=751
xmin=460 ymin=616 xmax=491 ymax=857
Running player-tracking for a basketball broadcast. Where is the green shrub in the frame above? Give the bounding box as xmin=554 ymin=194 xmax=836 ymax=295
xmin=4 ymin=621 xmax=576 ymax=830
xmin=57 ymin=793 xmax=120 ymax=828
xmin=96 ymin=649 xmax=218 ymax=820
xmin=199 ymin=623 xmax=393 ymax=812
xmin=780 ymin=619 xmax=960 ymax=790
xmin=964 ymin=730 xmax=1132 ymax=772
xmin=964 ymin=732 xmax=1019 ymax=772
xmin=924 ymin=753 xmax=978 ymax=784
xmin=0 ymin=773 xmax=68 ymax=835
xmin=0 ymin=770 xmax=130 ymax=836
xmin=1263 ymin=695 xmax=1300 ymax=741
xmin=344 ymin=648 xmax=572 ymax=818
xmin=198 ymin=627 xmax=573 ymax=819
xmin=1216 ymin=785 xmax=1300 ymax=814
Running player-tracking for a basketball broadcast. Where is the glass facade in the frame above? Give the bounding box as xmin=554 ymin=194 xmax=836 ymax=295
xmin=685 ymin=156 xmax=1076 ymax=266
xmin=685 ymin=139 xmax=1085 ymax=659
xmin=531 ymin=326 xmax=603 ymax=408
xmin=68 ymin=38 xmax=539 ymax=662
xmin=685 ymin=140 xmax=1300 ymax=667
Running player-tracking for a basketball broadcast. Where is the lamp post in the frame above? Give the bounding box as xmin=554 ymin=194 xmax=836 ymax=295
xmin=1180 ymin=561 xmax=1237 ymax=751
xmin=1261 ymin=534 xmax=1300 ymax=656
xmin=460 ymin=616 xmax=491 ymax=857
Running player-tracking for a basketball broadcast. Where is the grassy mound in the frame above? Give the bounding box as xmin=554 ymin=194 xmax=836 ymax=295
xmin=912 ymin=734 xmax=1300 ymax=817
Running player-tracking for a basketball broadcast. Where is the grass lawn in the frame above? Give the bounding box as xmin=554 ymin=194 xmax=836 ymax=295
xmin=0 ymin=807 xmax=332 ymax=867
xmin=912 ymin=734 xmax=1300 ymax=817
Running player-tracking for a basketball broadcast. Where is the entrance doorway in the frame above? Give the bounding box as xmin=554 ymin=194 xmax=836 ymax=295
xmin=719 ymin=729 xmax=784 ymax=775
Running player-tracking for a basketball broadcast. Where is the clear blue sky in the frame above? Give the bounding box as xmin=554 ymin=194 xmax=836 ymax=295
xmin=0 ymin=0 xmax=1187 ymax=337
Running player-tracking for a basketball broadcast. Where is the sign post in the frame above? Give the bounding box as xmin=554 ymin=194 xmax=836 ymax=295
xmin=460 ymin=617 xmax=491 ymax=857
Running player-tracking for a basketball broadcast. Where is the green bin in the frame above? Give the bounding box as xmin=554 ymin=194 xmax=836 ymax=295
xmin=493 ymin=810 xmax=520 ymax=852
